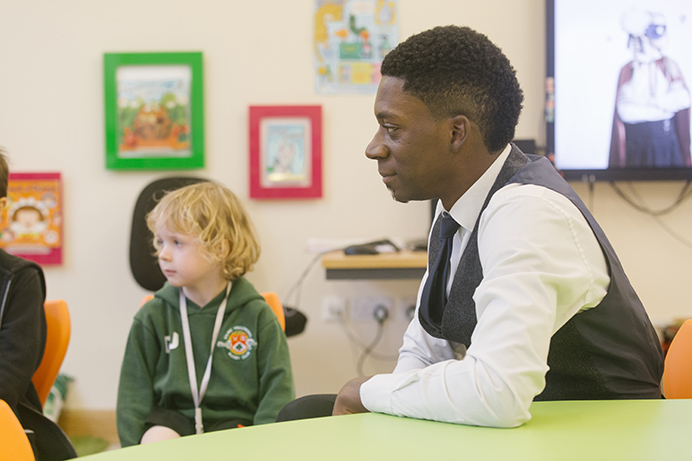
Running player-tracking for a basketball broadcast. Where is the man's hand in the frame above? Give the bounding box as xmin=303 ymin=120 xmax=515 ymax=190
xmin=332 ymin=376 xmax=372 ymax=416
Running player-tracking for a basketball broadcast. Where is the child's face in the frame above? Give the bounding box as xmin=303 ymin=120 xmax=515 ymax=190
xmin=155 ymin=222 xmax=225 ymax=295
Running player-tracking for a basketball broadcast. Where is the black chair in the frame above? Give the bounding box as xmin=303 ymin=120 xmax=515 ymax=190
xmin=129 ymin=176 xmax=306 ymax=336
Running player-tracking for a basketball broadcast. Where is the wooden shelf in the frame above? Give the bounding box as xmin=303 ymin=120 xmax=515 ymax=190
xmin=321 ymin=250 xmax=428 ymax=280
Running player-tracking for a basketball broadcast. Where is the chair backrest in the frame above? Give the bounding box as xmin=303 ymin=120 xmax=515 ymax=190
xmin=32 ymin=300 xmax=71 ymax=407
xmin=139 ymin=292 xmax=285 ymax=331
xmin=260 ymin=292 xmax=285 ymax=331
xmin=0 ymin=399 xmax=35 ymax=461
xmin=662 ymin=319 xmax=692 ymax=399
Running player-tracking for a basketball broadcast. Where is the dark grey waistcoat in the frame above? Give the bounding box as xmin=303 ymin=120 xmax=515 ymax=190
xmin=420 ymin=146 xmax=663 ymax=400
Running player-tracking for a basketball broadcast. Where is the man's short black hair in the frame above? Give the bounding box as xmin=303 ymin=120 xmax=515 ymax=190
xmin=381 ymin=25 xmax=524 ymax=152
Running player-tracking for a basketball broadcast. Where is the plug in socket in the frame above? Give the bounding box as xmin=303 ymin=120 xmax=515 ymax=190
xmin=351 ymin=296 xmax=392 ymax=322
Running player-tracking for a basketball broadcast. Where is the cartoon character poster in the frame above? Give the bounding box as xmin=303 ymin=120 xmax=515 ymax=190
xmin=314 ymin=0 xmax=398 ymax=94
xmin=116 ymin=65 xmax=192 ymax=158
xmin=0 ymin=173 xmax=63 ymax=265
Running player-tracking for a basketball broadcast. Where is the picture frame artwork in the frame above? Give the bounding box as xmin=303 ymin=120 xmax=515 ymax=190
xmin=0 ymin=173 xmax=63 ymax=265
xmin=104 ymin=52 xmax=204 ymax=170
xmin=250 ymin=106 xmax=322 ymax=199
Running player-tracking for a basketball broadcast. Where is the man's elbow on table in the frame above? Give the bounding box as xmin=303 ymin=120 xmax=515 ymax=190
xmin=360 ymin=370 xmax=534 ymax=428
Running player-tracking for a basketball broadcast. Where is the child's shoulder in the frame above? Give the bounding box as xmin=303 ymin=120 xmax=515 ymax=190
xmin=0 ymin=249 xmax=45 ymax=293
xmin=135 ymin=290 xmax=177 ymax=322
xmin=0 ymin=248 xmax=41 ymax=274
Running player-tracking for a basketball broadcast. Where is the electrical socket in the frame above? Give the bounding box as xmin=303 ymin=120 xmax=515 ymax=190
xmin=351 ymin=296 xmax=392 ymax=322
xmin=322 ymin=296 xmax=346 ymax=322
xmin=398 ymin=297 xmax=417 ymax=322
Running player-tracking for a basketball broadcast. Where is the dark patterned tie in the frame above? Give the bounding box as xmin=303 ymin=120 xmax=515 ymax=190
xmin=420 ymin=212 xmax=460 ymax=329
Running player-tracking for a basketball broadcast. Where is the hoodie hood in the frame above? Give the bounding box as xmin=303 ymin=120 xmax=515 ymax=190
xmin=154 ymin=276 xmax=265 ymax=314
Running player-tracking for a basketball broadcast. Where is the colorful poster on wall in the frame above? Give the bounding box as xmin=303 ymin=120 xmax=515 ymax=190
xmin=103 ymin=52 xmax=204 ymax=170
xmin=314 ymin=0 xmax=398 ymax=94
xmin=0 ymin=173 xmax=63 ymax=265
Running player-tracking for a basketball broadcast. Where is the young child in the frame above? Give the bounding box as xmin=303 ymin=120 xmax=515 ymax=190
xmin=0 ymin=148 xmax=76 ymax=460
xmin=117 ymin=181 xmax=294 ymax=446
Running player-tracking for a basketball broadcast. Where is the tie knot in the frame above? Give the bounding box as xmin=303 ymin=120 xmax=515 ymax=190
xmin=439 ymin=213 xmax=460 ymax=239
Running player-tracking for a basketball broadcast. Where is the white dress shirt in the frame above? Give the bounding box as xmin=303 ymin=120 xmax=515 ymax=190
xmin=360 ymin=145 xmax=610 ymax=427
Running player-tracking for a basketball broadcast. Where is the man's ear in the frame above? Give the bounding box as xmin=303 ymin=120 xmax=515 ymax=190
xmin=450 ymin=115 xmax=469 ymax=150
xmin=0 ymin=197 xmax=7 ymax=214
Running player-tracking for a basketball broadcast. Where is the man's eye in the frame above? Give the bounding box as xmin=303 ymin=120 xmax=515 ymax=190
xmin=384 ymin=125 xmax=397 ymax=133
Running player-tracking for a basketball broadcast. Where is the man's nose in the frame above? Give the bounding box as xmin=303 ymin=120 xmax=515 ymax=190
xmin=365 ymin=132 xmax=388 ymax=160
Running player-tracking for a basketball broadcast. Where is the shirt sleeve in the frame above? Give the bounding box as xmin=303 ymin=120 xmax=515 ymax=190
xmin=116 ymin=315 xmax=159 ymax=447
xmin=0 ymin=267 xmax=45 ymax=412
xmin=253 ymin=307 xmax=295 ymax=425
xmin=360 ymin=185 xmax=609 ymax=428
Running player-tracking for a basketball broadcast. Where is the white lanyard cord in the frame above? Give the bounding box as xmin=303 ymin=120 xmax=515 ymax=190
xmin=179 ymin=282 xmax=231 ymax=434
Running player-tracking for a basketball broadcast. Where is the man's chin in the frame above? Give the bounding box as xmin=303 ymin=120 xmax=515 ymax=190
xmin=389 ymin=191 xmax=409 ymax=203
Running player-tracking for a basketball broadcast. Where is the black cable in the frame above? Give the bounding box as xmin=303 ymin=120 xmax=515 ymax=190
xmin=356 ymin=319 xmax=386 ymax=376
xmin=282 ymin=248 xmax=399 ymax=372
xmin=282 ymin=251 xmax=328 ymax=309
xmin=338 ymin=317 xmax=399 ymax=362
xmin=588 ymin=176 xmax=595 ymax=212
xmin=651 ymin=215 xmax=692 ymax=250
xmin=607 ymin=181 xmax=692 ymax=250
xmin=608 ymin=180 xmax=692 ymax=216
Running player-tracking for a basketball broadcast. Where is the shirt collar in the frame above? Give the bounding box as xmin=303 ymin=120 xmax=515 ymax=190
xmin=445 ymin=144 xmax=512 ymax=231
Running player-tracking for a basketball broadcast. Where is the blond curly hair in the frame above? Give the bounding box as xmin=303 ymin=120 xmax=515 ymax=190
xmin=146 ymin=181 xmax=260 ymax=281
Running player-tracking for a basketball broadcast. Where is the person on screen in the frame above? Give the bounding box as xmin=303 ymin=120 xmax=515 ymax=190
xmin=117 ymin=182 xmax=294 ymax=446
xmin=277 ymin=25 xmax=663 ymax=428
xmin=609 ymin=9 xmax=691 ymax=168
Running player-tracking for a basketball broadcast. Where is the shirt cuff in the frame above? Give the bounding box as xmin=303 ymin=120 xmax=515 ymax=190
xmin=360 ymin=373 xmax=399 ymax=414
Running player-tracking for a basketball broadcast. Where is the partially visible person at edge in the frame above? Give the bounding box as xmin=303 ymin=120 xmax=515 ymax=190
xmin=277 ymin=25 xmax=663 ymax=428
xmin=0 ymin=147 xmax=76 ymax=460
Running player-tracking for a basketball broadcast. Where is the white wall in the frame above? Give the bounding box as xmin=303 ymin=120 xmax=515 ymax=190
xmin=0 ymin=0 xmax=689 ymax=411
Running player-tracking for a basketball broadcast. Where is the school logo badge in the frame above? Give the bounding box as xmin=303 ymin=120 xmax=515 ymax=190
xmin=217 ymin=326 xmax=256 ymax=360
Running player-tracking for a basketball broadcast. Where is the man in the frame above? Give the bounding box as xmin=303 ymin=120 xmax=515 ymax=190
xmin=279 ymin=25 xmax=663 ymax=428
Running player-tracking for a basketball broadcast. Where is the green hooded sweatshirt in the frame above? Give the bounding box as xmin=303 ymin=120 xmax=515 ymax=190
xmin=117 ymin=277 xmax=294 ymax=447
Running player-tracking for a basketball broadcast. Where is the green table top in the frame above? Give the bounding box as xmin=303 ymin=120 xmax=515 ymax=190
xmin=82 ymin=399 xmax=692 ymax=461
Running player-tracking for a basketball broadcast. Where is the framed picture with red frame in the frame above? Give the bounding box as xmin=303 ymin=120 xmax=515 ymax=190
xmin=249 ymin=105 xmax=322 ymax=199
xmin=0 ymin=172 xmax=63 ymax=265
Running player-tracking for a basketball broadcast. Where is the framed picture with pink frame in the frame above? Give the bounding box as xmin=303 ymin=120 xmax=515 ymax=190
xmin=0 ymin=172 xmax=63 ymax=265
xmin=249 ymin=105 xmax=322 ymax=199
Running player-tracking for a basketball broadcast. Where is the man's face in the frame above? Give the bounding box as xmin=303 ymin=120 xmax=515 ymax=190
xmin=365 ymin=76 xmax=454 ymax=204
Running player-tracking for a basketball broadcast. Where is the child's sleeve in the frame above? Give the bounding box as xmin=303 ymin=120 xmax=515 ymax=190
xmin=0 ymin=267 xmax=45 ymax=411
xmin=116 ymin=316 xmax=159 ymax=446
xmin=253 ymin=309 xmax=295 ymax=425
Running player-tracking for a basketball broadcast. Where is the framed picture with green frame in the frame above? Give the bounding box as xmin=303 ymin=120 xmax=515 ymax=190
xmin=103 ymin=51 xmax=204 ymax=170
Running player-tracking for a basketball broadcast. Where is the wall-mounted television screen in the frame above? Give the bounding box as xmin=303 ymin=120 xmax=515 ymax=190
xmin=546 ymin=0 xmax=692 ymax=181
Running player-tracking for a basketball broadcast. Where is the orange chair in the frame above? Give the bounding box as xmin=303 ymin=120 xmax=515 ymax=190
xmin=139 ymin=292 xmax=285 ymax=331
xmin=661 ymin=319 xmax=692 ymax=399
xmin=260 ymin=292 xmax=285 ymax=331
xmin=32 ymin=300 xmax=71 ymax=407
xmin=0 ymin=399 xmax=35 ymax=461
